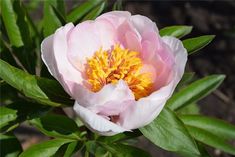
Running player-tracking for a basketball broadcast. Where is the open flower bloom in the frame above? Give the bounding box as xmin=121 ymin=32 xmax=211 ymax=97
xmin=41 ymin=11 xmax=187 ymax=136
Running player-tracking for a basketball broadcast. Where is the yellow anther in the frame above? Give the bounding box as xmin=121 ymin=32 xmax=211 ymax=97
xmin=85 ymin=44 xmax=153 ymax=100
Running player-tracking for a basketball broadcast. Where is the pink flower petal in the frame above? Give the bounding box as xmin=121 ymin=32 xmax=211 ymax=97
xmin=41 ymin=23 xmax=83 ymax=96
xmin=118 ymin=36 xmax=187 ymax=129
xmin=67 ymin=19 xmax=116 ymax=71
xmin=73 ymin=101 xmax=129 ymax=136
xmin=130 ymin=15 xmax=158 ymax=35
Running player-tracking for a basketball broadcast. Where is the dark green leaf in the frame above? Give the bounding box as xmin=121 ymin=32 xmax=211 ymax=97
xmin=43 ymin=0 xmax=63 ymax=37
xmin=180 ymin=115 xmax=235 ymax=141
xmin=177 ymin=103 xmax=200 ymax=115
xmin=186 ymin=125 xmax=235 ymax=155
xmin=98 ymin=130 xmax=142 ymax=144
xmin=0 ymin=133 xmax=22 ymax=157
xmin=160 ymin=25 xmax=193 ymax=38
xmin=30 ymin=114 xmax=82 ymax=140
xmin=0 ymin=35 xmax=19 ymax=69
xmin=0 ymin=107 xmax=17 ymax=129
xmin=19 ymin=139 xmax=73 ymax=157
xmin=167 ymin=75 xmax=225 ymax=111
xmin=99 ymin=142 xmax=151 ymax=157
xmin=177 ymin=72 xmax=195 ymax=88
xmin=0 ymin=59 xmax=73 ymax=106
xmin=112 ymin=0 xmax=123 ymax=11
xmin=196 ymin=142 xmax=211 ymax=157
xmin=140 ymin=108 xmax=200 ymax=156
xmin=0 ymin=0 xmax=23 ymax=47
xmin=66 ymin=0 xmax=103 ymax=23
xmin=12 ymin=0 xmax=31 ymax=46
xmin=51 ymin=5 xmax=66 ymax=25
xmin=64 ymin=141 xmax=83 ymax=157
xmin=82 ymin=2 xmax=106 ymax=21
xmin=86 ymin=141 xmax=150 ymax=157
xmin=0 ymin=81 xmax=18 ymax=105
xmin=183 ymin=35 xmax=215 ymax=54
xmin=0 ymin=101 xmax=51 ymax=133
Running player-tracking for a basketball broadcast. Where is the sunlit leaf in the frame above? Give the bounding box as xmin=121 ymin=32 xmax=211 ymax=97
xmin=30 ymin=114 xmax=82 ymax=140
xmin=140 ymin=108 xmax=200 ymax=156
xmin=160 ymin=25 xmax=193 ymax=38
xmin=0 ymin=0 xmax=23 ymax=47
xmin=186 ymin=125 xmax=235 ymax=155
xmin=43 ymin=0 xmax=63 ymax=37
xmin=67 ymin=0 xmax=103 ymax=23
xmin=82 ymin=2 xmax=106 ymax=21
xmin=180 ymin=115 xmax=235 ymax=140
xmin=167 ymin=75 xmax=225 ymax=111
xmin=19 ymin=139 xmax=73 ymax=157
xmin=183 ymin=35 xmax=215 ymax=54
xmin=0 ymin=59 xmax=73 ymax=107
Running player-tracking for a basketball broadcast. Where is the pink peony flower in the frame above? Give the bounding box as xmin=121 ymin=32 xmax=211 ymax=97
xmin=41 ymin=11 xmax=187 ymax=136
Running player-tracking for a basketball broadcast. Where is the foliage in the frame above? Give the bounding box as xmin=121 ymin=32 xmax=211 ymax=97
xmin=0 ymin=0 xmax=234 ymax=157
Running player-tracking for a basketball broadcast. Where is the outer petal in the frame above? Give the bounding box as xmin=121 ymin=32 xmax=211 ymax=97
xmin=118 ymin=36 xmax=187 ymax=129
xmin=74 ymin=102 xmax=128 ymax=136
xmin=41 ymin=23 xmax=83 ymax=97
xmin=72 ymin=80 xmax=134 ymax=109
xmin=130 ymin=15 xmax=158 ymax=35
xmin=67 ymin=19 xmax=116 ymax=71
xmin=97 ymin=11 xmax=131 ymax=28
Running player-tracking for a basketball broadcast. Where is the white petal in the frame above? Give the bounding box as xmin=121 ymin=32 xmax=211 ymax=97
xmin=73 ymin=101 xmax=128 ymax=136
xmin=41 ymin=23 xmax=83 ymax=97
xmin=130 ymin=15 xmax=159 ymax=35
xmin=119 ymin=36 xmax=187 ymax=129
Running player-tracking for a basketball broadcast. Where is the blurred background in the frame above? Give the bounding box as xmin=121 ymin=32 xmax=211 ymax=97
xmin=15 ymin=0 xmax=235 ymax=157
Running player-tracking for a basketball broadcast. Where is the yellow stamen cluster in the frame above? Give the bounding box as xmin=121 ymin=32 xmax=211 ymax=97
xmin=85 ymin=44 xmax=153 ymax=100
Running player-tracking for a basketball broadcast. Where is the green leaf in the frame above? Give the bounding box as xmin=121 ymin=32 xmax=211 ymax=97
xmin=86 ymin=141 xmax=150 ymax=157
xmin=51 ymin=5 xmax=66 ymax=25
xmin=0 ymin=0 xmax=23 ymax=47
xmin=0 ymin=133 xmax=22 ymax=157
xmin=12 ymin=0 xmax=31 ymax=46
xmin=0 ymin=82 xmax=18 ymax=105
xmin=186 ymin=125 xmax=235 ymax=155
xmin=160 ymin=25 xmax=193 ymax=38
xmin=100 ymin=142 xmax=151 ymax=157
xmin=196 ymin=142 xmax=211 ymax=157
xmin=98 ymin=130 xmax=142 ymax=144
xmin=30 ymin=114 xmax=82 ymax=140
xmin=180 ymin=115 xmax=235 ymax=141
xmin=0 ymin=59 xmax=73 ymax=106
xmin=177 ymin=103 xmax=200 ymax=115
xmin=0 ymin=34 xmax=19 ymax=69
xmin=0 ymin=107 xmax=17 ymax=130
xmin=64 ymin=141 xmax=83 ymax=157
xmin=66 ymin=0 xmax=103 ymax=23
xmin=140 ymin=108 xmax=200 ymax=156
xmin=0 ymin=101 xmax=51 ymax=133
xmin=43 ymin=0 xmax=63 ymax=37
xmin=19 ymin=139 xmax=73 ymax=157
xmin=167 ymin=75 xmax=225 ymax=111
xmin=177 ymin=72 xmax=195 ymax=88
xmin=183 ymin=35 xmax=215 ymax=54
xmin=112 ymin=0 xmax=123 ymax=11
xmin=82 ymin=2 xmax=106 ymax=21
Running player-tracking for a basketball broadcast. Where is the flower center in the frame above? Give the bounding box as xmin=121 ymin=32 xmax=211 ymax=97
xmin=85 ymin=44 xmax=153 ymax=100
